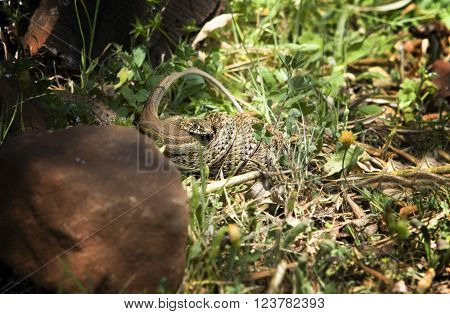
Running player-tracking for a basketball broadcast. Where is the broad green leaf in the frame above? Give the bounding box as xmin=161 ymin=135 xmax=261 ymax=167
xmin=135 ymin=89 xmax=149 ymax=103
xmin=116 ymin=106 xmax=129 ymax=117
xmin=114 ymin=67 xmax=133 ymax=89
xmin=260 ymin=67 xmax=277 ymax=86
xmin=132 ymin=46 xmax=146 ymax=67
xmin=391 ymin=220 xmax=410 ymax=240
xmin=121 ymin=86 xmax=135 ymax=103
xmin=319 ymin=239 xmax=336 ymax=254
xmin=398 ymin=79 xmax=417 ymax=109
xmin=324 ymin=145 xmax=364 ymax=176
xmin=323 ymin=66 xmax=345 ymax=96
xmin=188 ymin=242 xmax=202 ymax=260
xmin=357 ymin=104 xmax=384 ymax=116
xmin=288 ymin=75 xmax=310 ymax=90
xmin=346 ymin=33 xmax=391 ymax=65
xmin=282 ymin=219 xmax=310 ymax=248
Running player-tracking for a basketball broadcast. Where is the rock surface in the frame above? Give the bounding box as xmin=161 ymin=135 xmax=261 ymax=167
xmin=0 ymin=125 xmax=188 ymax=293
xmin=0 ymin=75 xmax=48 ymax=135
xmin=21 ymin=0 xmax=226 ymax=69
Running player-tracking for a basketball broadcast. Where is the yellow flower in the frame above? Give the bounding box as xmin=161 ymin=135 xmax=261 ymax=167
xmin=339 ymin=130 xmax=356 ymax=148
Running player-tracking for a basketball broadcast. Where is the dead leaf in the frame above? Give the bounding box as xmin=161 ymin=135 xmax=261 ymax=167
xmin=352 ymin=218 xmax=370 ymax=228
xmin=267 ymin=260 xmax=288 ymax=294
xmin=345 ymin=193 xmax=366 ymax=219
xmin=399 ymin=204 xmax=417 ymax=216
xmin=417 ymin=268 xmax=435 ymax=292
xmin=364 ymin=223 xmax=378 ymax=236
xmin=400 ymin=3 xmax=416 ymax=16
xmin=360 ymin=263 xmax=392 ymax=285
xmin=368 ymin=66 xmax=393 ymax=87
xmin=192 ymin=14 xmax=235 ymax=48
xmin=21 ymin=1 xmax=60 ymax=55
xmin=392 ymin=280 xmax=408 ymax=293
xmin=403 ymin=39 xmax=421 ymax=53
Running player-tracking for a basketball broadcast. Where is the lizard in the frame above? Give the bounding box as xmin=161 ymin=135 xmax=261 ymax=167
xmin=138 ymin=67 xmax=281 ymax=176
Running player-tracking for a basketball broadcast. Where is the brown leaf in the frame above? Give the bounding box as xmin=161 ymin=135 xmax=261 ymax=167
xmin=399 ymin=204 xmax=417 ymax=216
xmin=360 ymin=263 xmax=392 ymax=286
xmin=392 ymin=280 xmax=409 ymax=293
xmin=345 ymin=193 xmax=366 ymax=219
xmin=364 ymin=224 xmax=379 ymax=236
xmin=21 ymin=0 xmax=60 ymax=55
xmin=192 ymin=14 xmax=234 ymax=48
xmin=368 ymin=66 xmax=393 ymax=87
xmin=417 ymin=268 xmax=435 ymax=292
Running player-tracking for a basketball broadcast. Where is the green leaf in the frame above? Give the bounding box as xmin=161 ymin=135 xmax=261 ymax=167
xmin=280 ymin=55 xmax=293 ymax=68
xmin=282 ymin=219 xmax=310 ymax=248
xmin=392 ymin=220 xmax=410 ymax=240
xmin=260 ymin=67 xmax=277 ymax=86
xmin=121 ymin=86 xmax=135 ymax=103
xmin=135 ymin=89 xmax=149 ymax=103
xmin=290 ymin=51 xmax=306 ymax=69
xmin=357 ymin=104 xmax=383 ymax=116
xmin=346 ymin=33 xmax=391 ymax=65
xmin=397 ymin=79 xmax=417 ymax=109
xmin=116 ymin=106 xmax=129 ymax=117
xmin=252 ymin=122 xmax=265 ymax=132
xmin=288 ymin=75 xmax=310 ymax=90
xmin=132 ymin=46 xmax=146 ymax=67
xmin=323 ymin=66 xmax=345 ymax=97
xmin=114 ymin=67 xmax=134 ymax=89
xmin=209 ymin=226 xmax=228 ymax=262
xmin=298 ymin=32 xmax=324 ymax=63
xmin=280 ymin=52 xmax=306 ymax=69
xmin=318 ymin=239 xmax=336 ymax=254
xmin=188 ymin=242 xmax=202 ymax=260
xmin=324 ymin=145 xmax=364 ymax=176
xmin=288 ymin=108 xmax=301 ymax=118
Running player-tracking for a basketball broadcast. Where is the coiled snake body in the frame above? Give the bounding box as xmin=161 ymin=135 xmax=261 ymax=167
xmin=139 ymin=68 xmax=280 ymax=175
xmin=58 ymin=68 xmax=280 ymax=176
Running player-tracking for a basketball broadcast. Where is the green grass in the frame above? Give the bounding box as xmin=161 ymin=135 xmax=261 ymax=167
xmin=1 ymin=0 xmax=449 ymax=293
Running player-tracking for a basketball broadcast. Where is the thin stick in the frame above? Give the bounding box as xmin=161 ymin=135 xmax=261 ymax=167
xmin=390 ymin=165 xmax=450 ymax=176
xmin=186 ymin=170 xmax=261 ymax=197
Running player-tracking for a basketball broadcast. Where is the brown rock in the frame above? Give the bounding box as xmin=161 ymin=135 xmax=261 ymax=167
xmin=149 ymin=0 xmax=226 ymax=64
xmin=0 ymin=75 xmax=48 ymax=136
xmin=0 ymin=126 xmax=188 ymax=293
xmin=21 ymin=0 xmax=226 ymax=69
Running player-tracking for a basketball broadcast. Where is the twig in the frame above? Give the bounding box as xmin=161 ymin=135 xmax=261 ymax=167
xmin=349 ymin=0 xmax=412 ymax=12
xmin=344 ymin=193 xmax=366 ymax=219
xmin=266 ymin=260 xmax=288 ymax=294
xmin=0 ymin=27 xmax=8 ymax=60
xmin=390 ymin=165 xmax=450 ymax=176
xmin=329 ymin=165 xmax=450 ymax=189
xmin=388 ymin=145 xmax=419 ymax=165
xmin=359 ymin=263 xmax=392 ymax=286
xmin=186 ymin=171 xmax=261 ymax=197
xmin=243 ymin=262 xmax=298 ymax=282
xmin=436 ymin=149 xmax=450 ymax=163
